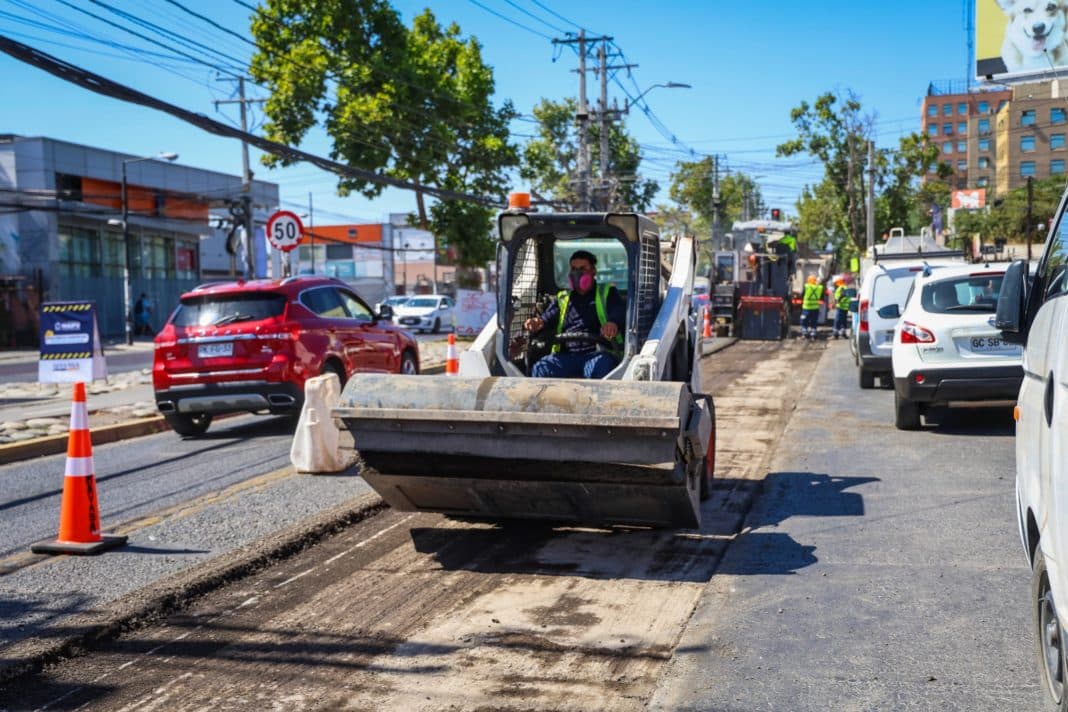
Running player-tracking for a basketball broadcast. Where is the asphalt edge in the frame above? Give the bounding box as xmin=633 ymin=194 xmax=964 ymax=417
xmin=0 ymin=491 xmax=388 ymax=685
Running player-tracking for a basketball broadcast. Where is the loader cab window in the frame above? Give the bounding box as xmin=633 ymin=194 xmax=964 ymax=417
xmin=552 ymin=238 xmax=629 ymax=295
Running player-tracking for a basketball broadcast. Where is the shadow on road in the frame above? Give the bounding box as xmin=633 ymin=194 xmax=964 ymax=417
xmin=922 ymin=405 xmax=1014 ymax=437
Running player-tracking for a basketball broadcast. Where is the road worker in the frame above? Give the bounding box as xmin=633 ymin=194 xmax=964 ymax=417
xmin=800 ymin=274 xmax=824 ymax=340
xmin=832 ymin=278 xmax=850 ymax=339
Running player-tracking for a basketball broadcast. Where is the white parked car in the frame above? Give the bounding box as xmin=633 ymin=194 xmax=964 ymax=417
xmin=997 ymin=205 xmax=1068 ymax=708
xmin=890 ymin=263 xmax=1023 ymax=430
xmin=392 ymin=294 xmax=455 ymax=334
xmin=853 ymin=256 xmax=961 ymax=389
xmin=376 ymin=295 xmax=410 ymax=313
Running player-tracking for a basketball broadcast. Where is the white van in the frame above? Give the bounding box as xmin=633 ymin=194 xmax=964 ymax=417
xmin=853 ymin=254 xmax=963 ymax=389
xmin=997 ymin=191 xmax=1068 ymax=708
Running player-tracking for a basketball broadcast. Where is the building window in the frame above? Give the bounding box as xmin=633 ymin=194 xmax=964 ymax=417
xmin=979 ymin=157 xmax=991 ymax=168
xmin=958 ymin=102 xmax=968 ymax=114
xmin=1053 ymin=133 xmax=1066 ymax=150
xmin=978 ymin=138 xmax=991 ymax=151
xmin=1022 ymin=110 xmax=1036 ymax=126
xmin=1053 ymin=159 xmax=1066 ymax=175
xmin=1021 ymin=160 xmax=1036 ymax=177
xmin=176 ymin=241 xmax=198 ymax=280
xmin=943 ymin=104 xmax=952 ymax=116
xmin=957 ymin=122 xmax=967 ymax=134
xmin=943 ymin=123 xmax=953 ymax=135
xmin=957 ymin=141 xmax=967 ymax=153
xmin=978 ymin=100 xmax=990 ymax=113
xmin=927 ymin=104 xmax=938 ymax=117
xmin=928 ymin=124 xmax=938 ymax=136
xmin=957 ymin=160 xmax=967 ymax=170
xmin=1022 ymin=135 xmax=1037 ymax=152
xmin=943 ymin=142 xmax=953 ymax=154
xmin=1054 ymin=108 xmax=1067 ymax=124
xmin=957 ymin=177 xmax=968 ymax=188
xmin=978 ymin=176 xmax=989 ymax=187
xmin=979 ymin=118 xmax=991 ymax=134
xmin=57 ymin=227 xmax=101 ymax=279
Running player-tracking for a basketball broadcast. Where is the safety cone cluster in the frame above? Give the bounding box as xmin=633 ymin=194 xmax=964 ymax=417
xmin=445 ymin=333 xmax=460 ymax=376
xmin=31 ymin=382 xmax=127 ymax=556
xmin=702 ymin=305 xmax=712 ymax=339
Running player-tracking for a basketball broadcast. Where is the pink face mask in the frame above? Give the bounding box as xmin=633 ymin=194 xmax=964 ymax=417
xmin=569 ymin=270 xmax=594 ymax=292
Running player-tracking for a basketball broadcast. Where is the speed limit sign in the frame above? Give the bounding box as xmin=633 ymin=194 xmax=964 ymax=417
xmin=266 ymin=210 xmax=305 ymax=252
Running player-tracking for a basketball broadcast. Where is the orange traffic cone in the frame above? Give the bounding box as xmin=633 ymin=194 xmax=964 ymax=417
xmin=31 ymin=383 xmax=127 ymax=555
xmin=445 ymin=333 xmax=459 ymax=376
xmin=702 ymin=305 xmax=712 ymax=339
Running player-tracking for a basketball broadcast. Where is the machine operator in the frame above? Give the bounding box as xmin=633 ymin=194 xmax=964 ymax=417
xmin=524 ymin=250 xmax=625 ymax=379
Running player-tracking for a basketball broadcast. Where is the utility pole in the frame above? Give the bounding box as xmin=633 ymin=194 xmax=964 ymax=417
xmin=711 ymin=155 xmax=720 ymax=249
xmin=215 ymin=76 xmax=265 ymax=277
xmin=598 ymin=41 xmax=609 ymax=210
xmin=1027 ymin=175 xmax=1034 ymax=263
xmin=866 ymin=140 xmax=876 ymax=252
xmin=554 ymin=31 xmax=613 ymax=211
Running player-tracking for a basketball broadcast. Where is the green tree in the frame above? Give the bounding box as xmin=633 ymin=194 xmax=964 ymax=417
xmin=668 ymin=157 xmax=763 ymax=228
xmin=794 ymin=176 xmax=847 ymax=251
xmin=519 ymin=98 xmax=658 ymax=211
xmin=248 ymin=2 xmax=517 ymax=268
xmin=953 ymin=175 xmax=1063 ymax=247
xmin=777 ymin=91 xmax=874 ymax=252
xmin=877 ymin=133 xmax=952 ymax=235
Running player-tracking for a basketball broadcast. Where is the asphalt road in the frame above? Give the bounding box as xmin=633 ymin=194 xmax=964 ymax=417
xmin=651 ymin=340 xmax=1045 ymax=710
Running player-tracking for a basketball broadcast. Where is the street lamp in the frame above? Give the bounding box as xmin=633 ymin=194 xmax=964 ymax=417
xmin=626 ymin=82 xmax=691 ymax=111
xmin=110 ymin=152 xmax=178 ymax=345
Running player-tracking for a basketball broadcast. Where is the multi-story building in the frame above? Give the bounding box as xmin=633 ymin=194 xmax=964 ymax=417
xmin=994 ymin=81 xmax=1068 ymax=195
xmin=0 ymin=135 xmax=278 ymax=342
xmin=921 ymin=80 xmax=1011 ymax=191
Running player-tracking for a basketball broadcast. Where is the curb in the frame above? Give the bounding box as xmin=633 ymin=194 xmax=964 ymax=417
xmin=701 ymin=336 xmax=739 ymax=357
xmin=0 ymin=492 xmax=388 ymax=685
xmin=0 ymin=417 xmax=170 ymax=465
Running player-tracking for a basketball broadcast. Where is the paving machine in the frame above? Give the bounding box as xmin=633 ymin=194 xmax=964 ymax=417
xmin=333 ymin=208 xmax=715 ymax=528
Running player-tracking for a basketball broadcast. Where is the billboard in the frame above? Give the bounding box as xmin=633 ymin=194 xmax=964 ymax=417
xmin=952 ymin=188 xmax=987 ymax=209
xmin=977 ymin=0 xmax=1068 ymax=80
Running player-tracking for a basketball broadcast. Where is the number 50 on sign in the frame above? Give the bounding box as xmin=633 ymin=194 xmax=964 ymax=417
xmin=266 ymin=210 xmax=305 ymax=253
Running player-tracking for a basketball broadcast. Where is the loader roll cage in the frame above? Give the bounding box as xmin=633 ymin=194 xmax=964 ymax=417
xmin=496 ymin=212 xmax=662 ymax=378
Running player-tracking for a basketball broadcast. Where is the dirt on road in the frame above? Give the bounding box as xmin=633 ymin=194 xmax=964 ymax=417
xmin=2 ymin=339 xmax=827 ymax=712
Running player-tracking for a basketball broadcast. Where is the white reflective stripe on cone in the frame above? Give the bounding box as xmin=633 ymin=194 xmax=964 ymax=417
xmin=69 ymin=402 xmax=89 ymax=431
xmin=65 ymin=455 xmax=95 ymax=477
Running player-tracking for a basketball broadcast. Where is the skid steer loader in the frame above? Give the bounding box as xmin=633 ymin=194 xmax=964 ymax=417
xmin=333 ymin=208 xmax=715 ymax=528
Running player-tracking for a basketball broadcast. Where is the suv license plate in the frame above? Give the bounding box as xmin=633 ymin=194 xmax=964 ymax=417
xmin=967 ymin=336 xmax=1020 ymax=354
xmin=198 ymin=342 xmax=233 ymax=358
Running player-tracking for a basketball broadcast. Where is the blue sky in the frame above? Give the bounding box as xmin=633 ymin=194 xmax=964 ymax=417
xmin=0 ymin=0 xmax=971 ymax=225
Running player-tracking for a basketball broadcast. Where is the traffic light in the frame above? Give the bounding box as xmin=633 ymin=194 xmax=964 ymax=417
xmin=770 ymin=208 xmax=781 ymax=221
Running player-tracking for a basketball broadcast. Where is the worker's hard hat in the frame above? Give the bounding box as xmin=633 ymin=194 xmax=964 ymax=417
xmin=806 ymin=275 xmax=818 ymax=284
xmin=835 ymin=278 xmax=844 ymax=286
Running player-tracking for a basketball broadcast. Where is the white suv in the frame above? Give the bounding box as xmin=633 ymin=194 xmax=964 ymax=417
xmin=998 ymin=197 xmax=1068 ymax=708
xmin=890 ymin=263 xmax=1023 ymax=430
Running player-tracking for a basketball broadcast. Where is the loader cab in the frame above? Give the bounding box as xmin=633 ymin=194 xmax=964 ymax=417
xmin=496 ymin=212 xmax=662 ymax=378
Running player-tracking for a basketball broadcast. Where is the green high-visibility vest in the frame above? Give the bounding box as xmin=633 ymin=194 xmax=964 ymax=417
xmin=802 ymin=282 xmax=824 ymax=310
xmin=834 ymin=286 xmax=850 ymax=310
xmin=779 ymin=234 xmax=797 ymax=253
xmin=553 ymin=283 xmax=623 ymax=355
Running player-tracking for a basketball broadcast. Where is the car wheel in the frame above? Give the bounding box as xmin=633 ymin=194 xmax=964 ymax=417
xmin=164 ymin=412 xmax=212 ymax=437
xmin=400 ymin=350 xmax=418 ymax=375
xmin=1033 ymin=550 xmax=1068 ymax=710
xmin=322 ymin=361 xmax=347 ymax=389
xmin=859 ymin=368 xmax=875 ymax=389
xmin=433 ymin=317 xmax=441 ymax=334
xmin=894 ymin=390 xmax=922 ymax=430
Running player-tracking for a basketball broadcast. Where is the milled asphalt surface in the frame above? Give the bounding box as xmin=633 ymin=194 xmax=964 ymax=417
xmin=650 ymin=341 xmax=1044 ymax=710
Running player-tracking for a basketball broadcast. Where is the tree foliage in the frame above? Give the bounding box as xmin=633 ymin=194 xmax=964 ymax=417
xmin=248 ymin=1 xmax=517 ymax=268
xmin=668 ymin=157 xmax=764 ymax=230
xmin=953 ymin=175 xmax=1064 ymax=247
xmin=519 ymin=98 xmax=658 ymax=212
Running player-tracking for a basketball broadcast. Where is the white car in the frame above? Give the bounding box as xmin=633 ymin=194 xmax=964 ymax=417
xmin=392 ymin=294 xmax=455 ymax=334
xmin=376 ymin=295 xmax=410 ymax=313
xmin=998 ymin=205 xmax=1068 ymax=708
xmin=853 ymin=256 xmax=961 ymax=389
xmin=890 ymin=263 xmax=1023 ymax=430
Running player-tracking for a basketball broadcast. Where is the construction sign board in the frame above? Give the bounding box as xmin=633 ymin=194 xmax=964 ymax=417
xmin=38 ymin=301 xmax=107 ymax=383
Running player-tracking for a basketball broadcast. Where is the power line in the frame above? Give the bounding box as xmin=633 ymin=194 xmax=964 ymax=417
xmin=466 ymin=0 xmax=553 ymax=41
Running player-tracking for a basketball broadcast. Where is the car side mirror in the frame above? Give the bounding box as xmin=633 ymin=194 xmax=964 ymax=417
xmin=377 ymin=304 xmax=394 ymax=321
xmin=995 ymin=259 xmax=1029 ymax=343
xmin=877 ymin=303 xmax=900 ymax=319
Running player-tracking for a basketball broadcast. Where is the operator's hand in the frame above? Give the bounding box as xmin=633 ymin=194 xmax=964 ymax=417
xmin=524 ymin=316 xmax=544 ymax=332
xmin=601 ymin=321 xmax=619 ymax=340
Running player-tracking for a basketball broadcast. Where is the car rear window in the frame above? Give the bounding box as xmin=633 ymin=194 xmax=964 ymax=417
xmin=407 ymin=297 xmax=440 ymax=308
xmin=172 ymin=292 xmax=287 ymax=327
xmin=870 ymin=272 xmax=916 ymax=312
xmin=920 ymin=274 xmax=1004 ymax=313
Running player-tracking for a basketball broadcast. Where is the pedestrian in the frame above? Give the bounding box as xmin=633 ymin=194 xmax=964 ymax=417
xmin=800 ymin=275 xmax=823 ymax=340
xmin=832 ymin=279 xmax=850 ymax=339
xmin=133 ymin=293 xmax=153 ymax=337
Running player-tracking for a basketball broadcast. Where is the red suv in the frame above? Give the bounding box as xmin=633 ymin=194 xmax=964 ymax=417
xmin=153 ymin=276 xmax=419 ymax=436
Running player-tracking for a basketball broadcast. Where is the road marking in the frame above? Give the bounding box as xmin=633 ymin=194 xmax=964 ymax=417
xmin=274 ymin=567 xmax=315 ymax=589
xmin=323 ymin=513 xmax=415 ymax=565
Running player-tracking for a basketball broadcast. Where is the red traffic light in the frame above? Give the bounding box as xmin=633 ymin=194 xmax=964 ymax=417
xmin=770 ymin=208 xmax=781 ymax=220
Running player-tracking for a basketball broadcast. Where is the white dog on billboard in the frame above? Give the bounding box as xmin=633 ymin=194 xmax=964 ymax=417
xmin=998 ymin=0 xmax=1068 ymax=74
